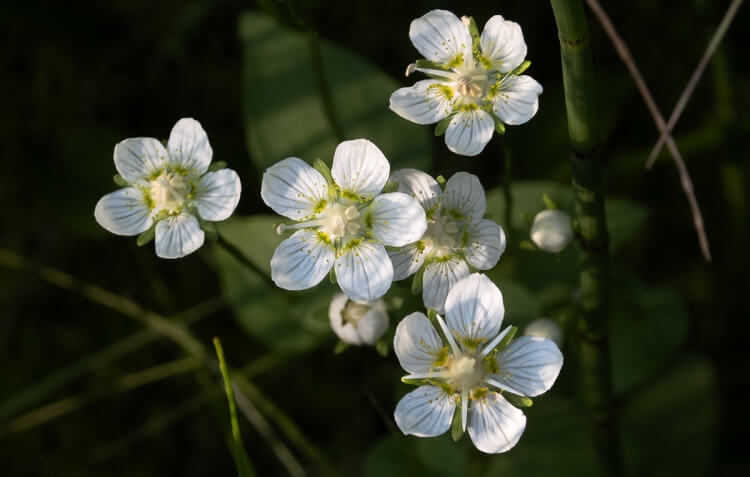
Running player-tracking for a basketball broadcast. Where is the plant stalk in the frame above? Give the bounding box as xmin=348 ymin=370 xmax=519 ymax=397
xmin=550 ymin=1 xmax=622 ymax=474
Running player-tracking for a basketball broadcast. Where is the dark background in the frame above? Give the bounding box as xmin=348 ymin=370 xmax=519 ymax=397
xmin=1 ymin=0 xmax=748 ymax=475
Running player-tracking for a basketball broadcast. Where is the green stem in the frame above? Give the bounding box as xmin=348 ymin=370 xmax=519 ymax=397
xmin=550 ymin=1 xmax=621 ymax=474
xmin=215 ymin=233 xmax=276 ymax=289
xmin=214 ymin=337 xmax=255 ymax=477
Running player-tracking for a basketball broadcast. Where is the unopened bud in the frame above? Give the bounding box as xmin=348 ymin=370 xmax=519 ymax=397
xmin=329 ymin=293 xmax=389 ymax=346
xmin=530 ymin=209 xmax=574 ymax=253
xmin=524 ymin=318 xmax=563 ymax=347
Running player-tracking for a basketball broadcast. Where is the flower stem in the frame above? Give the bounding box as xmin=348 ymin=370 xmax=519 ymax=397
xmin=549 ymin=1 xmax=622 ymax=474
xmin=215 ymin=233 xmax=276 ymax=289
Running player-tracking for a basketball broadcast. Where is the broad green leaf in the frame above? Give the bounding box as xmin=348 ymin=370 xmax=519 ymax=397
xmin=604 ymin=198 xmax=648 ymax=253
xmin=610 ymin=274 xmax=689 ymax=394
xmin=214 ymin=215 xmax=332 ymax=352
xmin=239 ymin=11 xmax=431 ymax=171
xmin=621 ymin=356 xmax=718 ymax=476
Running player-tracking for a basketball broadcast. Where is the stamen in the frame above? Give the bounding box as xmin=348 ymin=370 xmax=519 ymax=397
xmin=461 ymin=388 xmax=468 ymax=431
xmin=484 ymin=377 xmax=525 ymax=397
xmin=478 ymin=326 xmax=512 ymax=359
xmin=435 ymin=313 xmax=461 ymax=356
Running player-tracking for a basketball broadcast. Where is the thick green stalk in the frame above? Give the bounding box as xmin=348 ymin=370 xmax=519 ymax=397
xmin=550 ymin=1 xmax=621 ymax=474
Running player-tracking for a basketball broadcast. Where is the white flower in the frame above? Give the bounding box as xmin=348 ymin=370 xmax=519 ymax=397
xmin=260 ymin=139 xmax=427 ymax=301
xmin=524 ymin=318 xmax=563 ymax=347
xmin=530 ymin=209 xmax=574 ymax=253
xmin=329 ymin=293 xmax=389 ymax=345
xmin=94 ymin=118 xmax=242 ymax=259
xmin=388 ymin=169 xmax=506 ymax=313
xmin=389 ymin=9 xmax=543 ymax=156
xmin=393 ymin=273 xmax=563 ymax=454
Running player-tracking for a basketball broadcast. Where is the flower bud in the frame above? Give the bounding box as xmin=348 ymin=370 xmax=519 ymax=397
xmin=524 ymin=318 xmax=563 ymax=347
xmin=328 ymin=293 xmax=389 ymax=346
xmin=530 ymin=209 xmax=574 ymax=253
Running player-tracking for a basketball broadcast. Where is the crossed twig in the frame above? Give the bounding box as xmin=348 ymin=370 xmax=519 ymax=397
xmin=584 ymin=0 xmax=744 ymax=262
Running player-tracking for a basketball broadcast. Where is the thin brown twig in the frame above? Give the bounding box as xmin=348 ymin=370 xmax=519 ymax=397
xmin=584 ymin=0 xmax=712 ymax=262
xmin=646 ymin=0 xmax=744 ymax=167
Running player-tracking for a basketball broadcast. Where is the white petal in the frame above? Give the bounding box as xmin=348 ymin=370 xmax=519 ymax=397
xmin=422 ymin=258 xmax=470 ymax=313
xmin=468 ymin=392 xmax=526 ymax=454
xmin=442 ymin=172 xmax=487 ymax=222
xmin=154 ymin=213 xmax=205 ymax=259
xmin=444 ymin=109 xmax=494 ymax=157
xmin=366 ymin=193 xmax=427 ymax=247
xmin=260 ymin=157 xmax=329 ymax=221
xmin=195 ymin=169 xmax=242 ymax=221
xmin=166 ymin=118 xmax=213 ymax=175
xmin=388 ymin=243 xmax=427 ymax=281
xmin=270 ymin=229 xmax=335 ymax=290
xmin=356 ymin=306 xmax=390 ymax=345
xmin=114 ymin=138 xmax=168 ymax=184
xmin=491 ymin=336 xmax=563 ymax=397
xmin=492 ymin=75 xmax=543 ymax=126
xmin=394 ymin=311 xmax=445 ymax=375
xmin=394 ymin=385 xmax=455 ymax=438
xmin=331 ymin=139 xmax=389 ymax=198
xmin=480 ymin=15 xmax=527 ymax=73
xmin=94 ymin=188 xmax=153 ymax=236
xmin=329 ymin=293 xmax=389 ymax=346
xmin=444 ymin=273 xmax=504 ymax=348
xmin=409 ymin=9 xmax=473 ymax=68
xmin=334 ymin=241 xmax=393 ymax=301
xmin=389 ymin=80 xmax=455 ymax=125
xmin=390 ymin=168 xmax=442 ymax=212
xmin=464 ymin=219 xmax=507 ymax=269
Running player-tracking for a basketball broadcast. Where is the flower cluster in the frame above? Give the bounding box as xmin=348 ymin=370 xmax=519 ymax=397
xmin=94 ymin=7 xmax=562 ymax=459
xmin=95 ymin=118 xmax=241 ymax=259
xmin=390 ymin=9 xmax=543 ymax=156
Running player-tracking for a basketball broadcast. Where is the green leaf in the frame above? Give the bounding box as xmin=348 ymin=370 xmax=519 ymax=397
xmin=434 ymin=116 xmax=451 ymax=136
xmin=374 ymin=340 xmax=388 ymax=357
xmin=610 ymin=275 xmax=689 ymax=394
xmin=206 ymin=161 xmax=228 ymax=173
xmin=239 ymin=12 xmax=431 ymax=171
xmin=199 ymin=219 xmax=218 ymax=242
xmin=333 ymin=341 xmax=348 ymax=354
xmin=113 ymin=174 xmax=129 ymax=188
xmin=214 ymin=215 xmax=331 ymax=353
xmin=621 ymin=356 xmax=718 ymax=477
xmin=542 ymin=192 xmax=559 ymax=210
xmin=605 ymin=198 xmax=648 ymax=253
xmin=136 ymin=226 xmax=155 ymax=246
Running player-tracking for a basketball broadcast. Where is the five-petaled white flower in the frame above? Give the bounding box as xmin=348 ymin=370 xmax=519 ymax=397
xmin=388 ymin=169 xmax=506 ymax=313
xmin=329 ymin=293 xmax=389 ymax=346
xmin=390 ymin=9 xmax=543 ymax=157
xmin=261 ymin=139 xmax=427 ymax=301
xmin=94 ymin=118 xmax=242 ymax=259
xmin=393 ymin=273 xmax=563 ymax=454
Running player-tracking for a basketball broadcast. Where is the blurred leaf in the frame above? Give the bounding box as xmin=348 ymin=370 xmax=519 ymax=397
xmin=414 ymin=434 xmax=469 ymax=476
xmin=363 ymin=435 xmax=421 ymax=477
xmin=621 ymin=356 xmax=718 ymax=476
xmin=484 ymin=392 xmax=603 ymax=476
xmin=238 ymin=11 xmax=431 ymax=171
xmin=214 ymin=215 xmax=332 ymax=352
xmin=610 ymin=275 xmax=689 ymax=394
xmin=604 ymin=199 xmax=648 ymax=253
